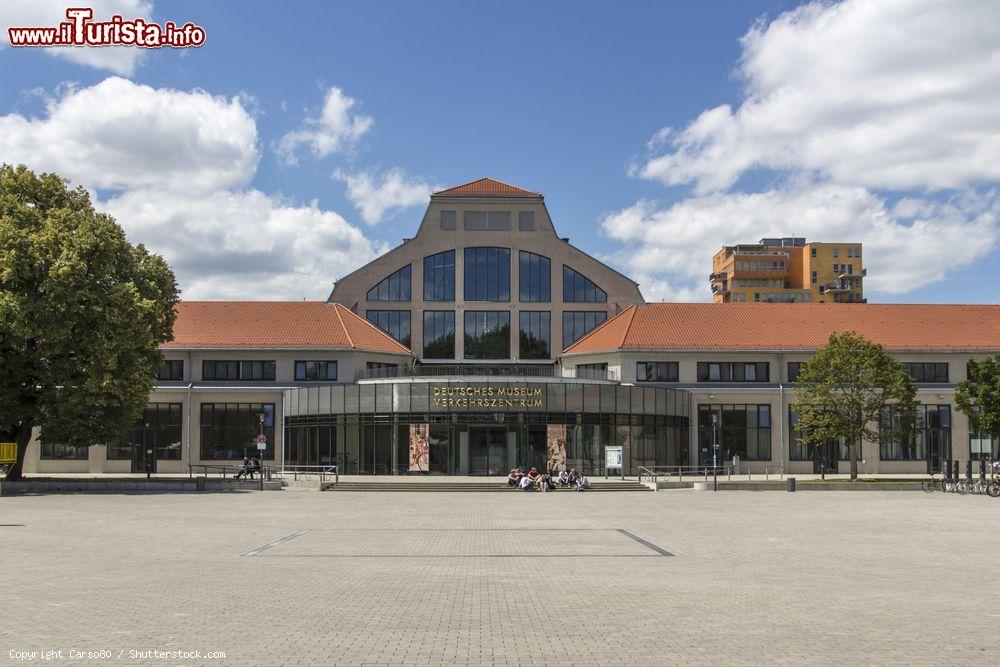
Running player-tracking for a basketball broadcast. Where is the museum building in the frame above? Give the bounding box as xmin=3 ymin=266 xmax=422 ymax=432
xmin=21 ymin=178 xmax=1000 ymax=477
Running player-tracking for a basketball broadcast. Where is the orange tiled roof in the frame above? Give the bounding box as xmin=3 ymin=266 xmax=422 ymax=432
xmin=564 ymin=303 xmax=1000 ymax=353
xmin=162 ymin=302 xmax=412 ymax=353
xmin=433 ymin=177 xmax=541 ymax=198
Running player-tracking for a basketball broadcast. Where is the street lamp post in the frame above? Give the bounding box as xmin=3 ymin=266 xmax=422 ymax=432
xmin=257 ymin=412 xmax=266 ymax=491
xmin=712 ymin=414 xmax=720 ymax=492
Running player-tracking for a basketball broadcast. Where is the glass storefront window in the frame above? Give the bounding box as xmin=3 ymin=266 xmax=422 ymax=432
xmin=880 ymin=404 xmax=951 ymax=464
xmin=200 ymin=403 xmax=275 ymax=460
xmin=283 ymin=382 xmax=691 ymax=475
xmin=108 ymin=403 xmax=183 ymax=460
xmin=697 ymin=404 xmax=772 ymax=462
xmin=970 ymin=407 xmax=998 ymax=460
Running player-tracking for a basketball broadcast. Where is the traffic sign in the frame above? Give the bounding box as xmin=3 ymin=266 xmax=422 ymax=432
xmin=257 ymin=434 xmax=267 ymax=450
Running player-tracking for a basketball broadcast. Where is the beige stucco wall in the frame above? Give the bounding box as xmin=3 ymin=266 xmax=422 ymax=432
xmin=328 ymin=195 xmax=644 ymax=359
xmin=561 ymin=349 xmax=990 ymax=474
xmin=22 ymin=347 xmax=411 ymax=474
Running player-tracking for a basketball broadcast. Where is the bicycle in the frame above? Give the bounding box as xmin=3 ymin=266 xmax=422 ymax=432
xmin=922 ymin=472 xmax=946 ymax=493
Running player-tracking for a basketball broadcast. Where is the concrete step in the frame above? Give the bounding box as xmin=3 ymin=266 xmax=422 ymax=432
xmin=325 ymin=481 xmax=651 ymax=492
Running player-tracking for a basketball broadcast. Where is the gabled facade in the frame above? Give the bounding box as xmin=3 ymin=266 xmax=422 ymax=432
xmin=328 ymin=178 xmax=644 ymax=363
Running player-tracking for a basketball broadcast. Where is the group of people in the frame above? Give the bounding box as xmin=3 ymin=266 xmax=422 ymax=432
xmin=234 ymin=456 xmax=262 ymax=480
xmin=506 ymin=466 xmax=590 ymax=492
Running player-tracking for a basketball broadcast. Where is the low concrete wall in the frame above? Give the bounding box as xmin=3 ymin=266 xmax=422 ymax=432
xmin=717 ymin=481 xmax=923 ymax=491
xmin=0 ymin=478 xmax=282 ymax=495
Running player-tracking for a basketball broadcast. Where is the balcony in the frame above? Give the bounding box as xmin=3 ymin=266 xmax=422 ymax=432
xmin=711 ymin=283 xmax=730 ymax=294
xmin=819 ymin=281 xmax=851 ymax=293
xmin=709 ymin=272 xmax=728 ymax=282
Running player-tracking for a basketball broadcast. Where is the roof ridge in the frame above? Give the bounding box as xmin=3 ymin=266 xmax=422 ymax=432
xmin=335 ymin=303 xmax=412 ymax=355
xmin=433 ymin=177 xmax=541 ymax=197
xmin=331 ymin=303 xmax=356 ymax=350
xmin=617 ymin=305 xmax=639 ymax=349
xmin=564 ymin=304 xmax=635 ymax=353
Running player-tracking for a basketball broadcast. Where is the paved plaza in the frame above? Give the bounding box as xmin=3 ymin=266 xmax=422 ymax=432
xmin=2 ymin=489 xmax=999 ymax=666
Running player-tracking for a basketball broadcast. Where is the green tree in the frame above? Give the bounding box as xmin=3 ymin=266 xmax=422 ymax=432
xmin=956 ymin=355 xmax=1000 ymax=447
xmin=0 ymin=165 xmax=178 ymax=480
xmin=794 ymin=331 xmax=917 ymax=480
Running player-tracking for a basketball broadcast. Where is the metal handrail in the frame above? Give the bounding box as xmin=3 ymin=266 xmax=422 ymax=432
xmin=188 ymin=463 xmax=273 ymax=479
xmin=278 ymin=465 xmax=340 ymax=483
xmin=637 ymin=463 xmax=785 ymax=484
xmin=355 ymin=364 xmax=561 ymax=380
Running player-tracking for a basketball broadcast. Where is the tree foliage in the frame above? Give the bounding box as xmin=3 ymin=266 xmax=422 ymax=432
xmin=956 ymin=355 xmax=1000 ymax=442
xmin=0 ymin=164 xmax=178 ymax=479
xmin=794 ymin=331 xmax=917 ymax=479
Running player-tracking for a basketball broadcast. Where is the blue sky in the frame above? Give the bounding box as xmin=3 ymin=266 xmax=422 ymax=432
xmin=1 ymin=0 xmax=998 ymax=302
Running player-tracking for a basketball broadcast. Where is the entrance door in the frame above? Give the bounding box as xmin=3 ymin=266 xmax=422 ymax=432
xmin=812 ymin=442 xmax=836 ymax=474
xmin=927 ymin=431 xmax=950 ymax=474
xmin=130 ymin=432 xmax=156 ymax=474
xmin=469 ymin=427 xmax=508 ymax=476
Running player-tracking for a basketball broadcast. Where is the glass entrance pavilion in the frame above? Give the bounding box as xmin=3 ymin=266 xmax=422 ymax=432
xmin=283 ymin=379 xmax=690 ymax=476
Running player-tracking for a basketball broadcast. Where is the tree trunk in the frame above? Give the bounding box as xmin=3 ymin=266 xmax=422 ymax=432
xmin=849 ymin=435 xmax=859 ymax=481
xmin=5 ymin=423 xmax=33 ymax=481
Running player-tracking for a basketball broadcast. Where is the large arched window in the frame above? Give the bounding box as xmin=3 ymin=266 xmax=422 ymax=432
xmin=423 ymin=251 xmax=455 ymax=301
xmin=563 ymin=265 xmax=607 ymax=302
xmin=519 ymin=251 xmax=551 ymax=302
xmin=464 ymin=247 xmax=510 ymax=301
xmin=366 ymin=265 xmax=411 ymax=301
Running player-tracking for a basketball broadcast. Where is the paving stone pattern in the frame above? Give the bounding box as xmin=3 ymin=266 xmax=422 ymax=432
xmin=1 ymin=490 xmax=998 ymax=665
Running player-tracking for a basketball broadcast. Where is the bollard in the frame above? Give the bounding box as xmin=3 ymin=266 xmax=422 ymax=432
xmin=787 ymin=477 xmax=796 ymax=492
xmin=195 ymin=477 xmax=206 ymax=492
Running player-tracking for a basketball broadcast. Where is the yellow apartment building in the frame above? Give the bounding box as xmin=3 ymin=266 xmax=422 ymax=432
xmin=710 ymin=237 xmax=865 ymax=303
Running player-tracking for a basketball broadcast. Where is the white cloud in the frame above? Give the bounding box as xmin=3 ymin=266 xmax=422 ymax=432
xmin=0 ymin=77 xmax=258 ymax=193
xmin=103 ymin=188 xmax=387 ymax=299
xmin=601 ymin=184 xmax=1000 ymax=300
xmin=333 ymin=167 xmax=437 ymax=225
xmin=276 ymin=87 xmax=373 ymax=165
xmin=613 ymin=0 xmax=1000 ymax=302
xmin=634 ymin=0 xmax=1000 ymax=193
xmin=0 ymin=76 xmax=387 ymax=299
xmin=0 ymin=0 xmax=153 ymax=75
